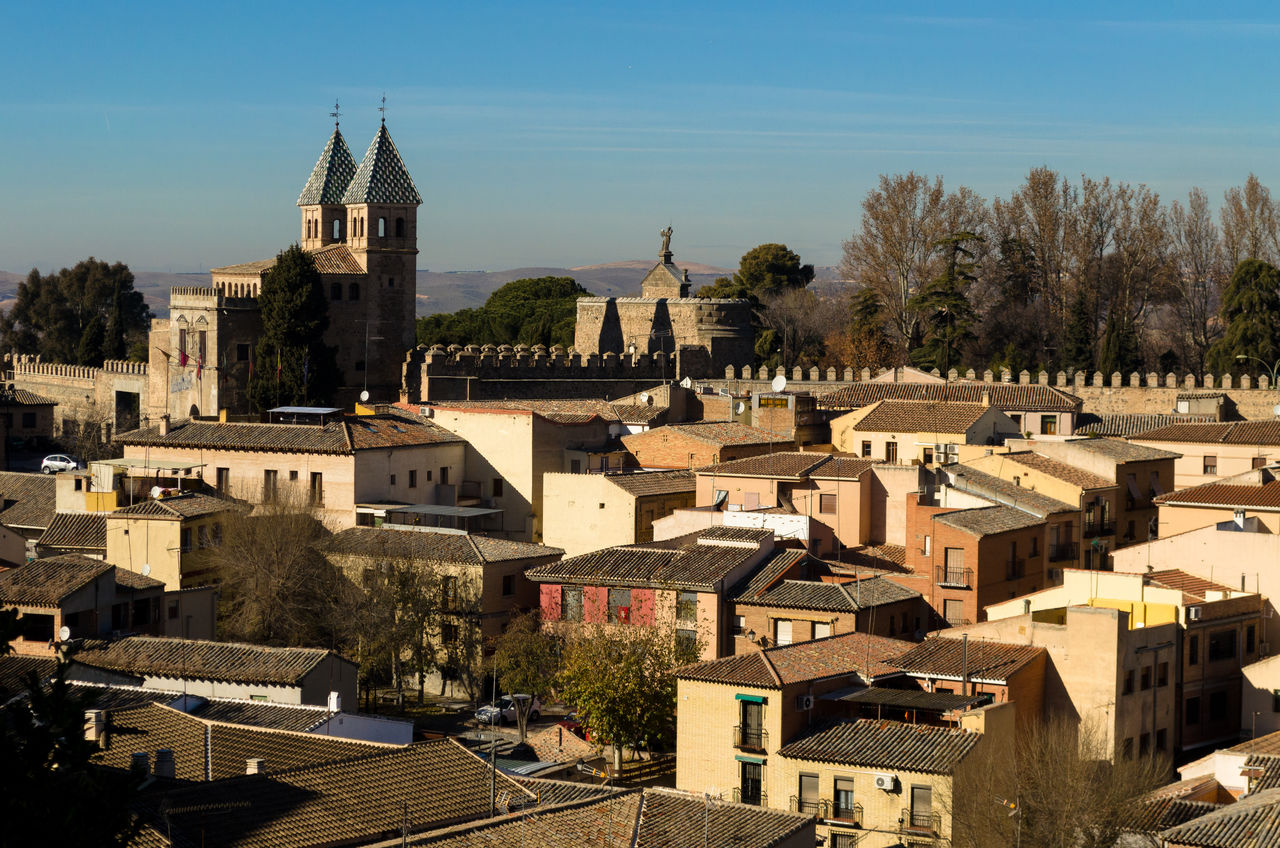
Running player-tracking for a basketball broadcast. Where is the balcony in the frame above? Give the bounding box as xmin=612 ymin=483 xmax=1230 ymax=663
xmin=789 ymin=796 xmax=829 ymax=817
xmin=901 ymin=808 xmax=942 ymax=834
xmin=1048 ymin=542 xmax=1077 ymax=562
xmin=733 ymin=725 xmax=768 ymax=752
xmin=830 ymin=801 xmax=863 ymax=826
xmin=1084 ymin=520 xmax=1116 ymax=537
xmin=733 ymin=787 xmax=767 ymax=807
xmin=935 ymin=566 xmax=973 ymax=589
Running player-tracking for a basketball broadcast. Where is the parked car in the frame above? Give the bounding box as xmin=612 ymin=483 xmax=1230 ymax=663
xmin=557 ymin=712 xmax=592 ymax=741
xmin=40 ymin=454 xmax=81 ymax=474
xmin=475 ymin=694 xmax=542 ymax=726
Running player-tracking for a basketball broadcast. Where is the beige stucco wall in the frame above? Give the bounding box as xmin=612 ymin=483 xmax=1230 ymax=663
xmin=541 ymin=473 xmax=694 ymax=557
xmin=1158 ymin=503 xmax=1280 ymax=537
xmin=1129 ymin=438 xmax=1277 ymax=490
xmin=1112 ymin=526 xmax=1280 ymax=613
xmin=1243 ymin=654 xmax=1280 ymax=739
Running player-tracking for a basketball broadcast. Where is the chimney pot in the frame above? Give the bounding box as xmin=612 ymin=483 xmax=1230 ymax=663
xmin=154 ymin=747 xmax=175 ymax=779
xmin=84 ymin=709 xmax=106 ymax=744
xmin=131 ymin=752 xmax=149 ymax=776
xmin=159 ymin=415 xmax=171 ymax=436
xmin=245 ymin=757 xmax=265 ymax=775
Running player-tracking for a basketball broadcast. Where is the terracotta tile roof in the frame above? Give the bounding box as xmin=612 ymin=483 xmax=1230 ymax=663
xmin=697 ymin=526 xmax=773 ymax=543
xmin=818 ymin=381 xmax=1081 ymax=412
xmin=526 ymin=723 xmax=599 ymax=763
xmin=1127 ymin=796 xmax=1222 ymax=834
xmin=320 ymin=527 xmax=563 ymax=564
xmin=296 ymin=127 xmax=358 ymax=205
xmin=1146 ymin=570 xmax=1240 ymax=604
xmin=1156 ymin=467 xmax=1280 ymax=510
xmin=1157 ymin=786 xmax=1280 ymax=846
xmin=700 ymin=451 xmax=838 ymax=479
xmin=934 ymin=505 xmax=1045 ymax=537
xmin=1060 ymin=437 xmax=1180 ymax=462
xmin=407 ymin=792 xmax=641 ymax=848
xmin=1245 ymin=754 xmax=1280 ymax=791
xmin=890 ymin=636 xmax=1045 ymax=683
xmin=778 ymin=718 xmax=982 ymax=774
xmin=1076 ymin=413 xmax=1216 ymax=437
xmin=342 ymin=123 xmax=422 ymax=205
xmin=631 ymin=788 xmax=813 ymax=848
xmin=946 ymin=466 xmax=1076 ymax=516
xmin=852 ymin=400 xmax=993 ymax=434
xmin=0 ymin=655 xmax=56 ymax=702
xmin=0 ymin=471 xmax=56 ymax=529
xmin=429 ymin=398 xmax=663 ymax=425
xmin=677 ymin=631 xmax=914 ymax=688
xmin=527 ymin=529 xmax=771 ymax=591
xmin=837 ymin=544 xmax=909 ymax=573
xmin=658 ymin=421 xmax=781 ymax=446
xmin=1229 ymin=728 xmax=1280 ymax=756
xmin=74 ymin=636 xmax=349 ymax=687
xmin=730 ymin=549 xmax=810 ymax=598
xmin=192 ymin=700 xmax=332 ymax=733
xmin=810 ymin=456 xmax=878 ymax=480
xmin=37 ymin=513 xmax=106 ymax=551
xmin=1134 ymin=420 xmax=1280 ymax=446
xmin=112 ymin=568 xmax=165 ymax=592
xmin=210 ymin=257 xmax=276 ymax=276
xmin=136 ymin=740 xmax=533 ymax=848
xmin=735 ymin=576 xmax=919 ymax=612
xmin=603 ymin=469 xmax=696 ymax=497
xmin=308 ymin=243 xmax=365 ymax=274
xmin=1177 ymin=390 xmax=1228 ymax=400
xmin=0 ymin=387 xmax=54 ymax=406
xmin=0 ymin=554 xmax=112 ymax=605
xmin=93 ymin=703 xmax=390 ymax=781
xmin=1003 ymin=451 xmax=1114 ymax=489
xmin=117 ymin=414 xmax=462 ymax=455
xmin=112 ymin=491 xmax=245 ymax=520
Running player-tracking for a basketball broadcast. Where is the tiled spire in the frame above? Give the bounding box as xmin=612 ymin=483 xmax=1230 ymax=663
xmin=297 ymin=128 xmax=358 ymax=206
xmin=342 ymin=123 xmax=422 ymax=205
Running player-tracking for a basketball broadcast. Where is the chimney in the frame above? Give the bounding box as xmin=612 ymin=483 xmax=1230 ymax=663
xmin=327 ymin=691 xmax=341 ymax=713
xmin=158 ymin=415 xmax=171 ymax=436
xmin=153 ymin=748 xmax=175 ymax=779
xmin=245 ymin=758 xmax=265 ymax=775
xmin=981 ymin=389 xmax=991 ymax=407
xmin=131 ymin=752 xmax=150 ymax=777
xmin=84 ymin=710 xmax=106 ymax=744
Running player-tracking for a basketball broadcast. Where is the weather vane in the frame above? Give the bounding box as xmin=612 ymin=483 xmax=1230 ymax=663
xmin=379 ymin=93 xmax=386 ymax=124
xmin=329 ymin=100 xmax=341 ymax=128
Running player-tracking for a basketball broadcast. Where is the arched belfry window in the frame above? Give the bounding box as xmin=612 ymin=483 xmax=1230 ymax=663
xmin=333 ymin=219 xmax=341 ymax=240
xmin=378 ymin=217 xmax=386 ymax=238
xmin=395 ymin=217 xmax=405 ymax=237
xmin=306 ymin=220 xmax=312 ymax=239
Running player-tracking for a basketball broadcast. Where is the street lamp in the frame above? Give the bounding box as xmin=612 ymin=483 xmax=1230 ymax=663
xmin=1235 ymin=355 xmax=1280 ymax=417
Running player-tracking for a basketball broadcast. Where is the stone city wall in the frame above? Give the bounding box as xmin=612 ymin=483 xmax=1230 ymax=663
xmin=9 ymin=355 xmax=149 ymax=433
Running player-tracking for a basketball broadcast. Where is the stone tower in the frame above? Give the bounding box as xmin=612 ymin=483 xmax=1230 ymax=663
xmin=298 ymin=125 xmax=358 ymax=251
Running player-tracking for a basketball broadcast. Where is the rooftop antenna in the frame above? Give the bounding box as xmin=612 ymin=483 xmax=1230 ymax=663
xmin=379 ymin=92 xmax=386 ymax=125
xmin=330 ymin=99 xmax=341 ymax=128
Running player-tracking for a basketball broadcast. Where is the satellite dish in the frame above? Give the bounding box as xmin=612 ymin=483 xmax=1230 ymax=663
xmin=638 ymin=392 xmax=650 ymax=404
xmin=680 ymin=376 xmax=693 ymax=389
xmin=58 ymin=625 xmax=70 ymax=642
xmin=360 ymin=390 xmax=370 ymax=403
xmin=735 ymin=402 xmax=746 ymax=415
xmin=771 ymin=375 xmax=787 ymax=393
xmin=141 ymin=563 xmax=151 ymax=577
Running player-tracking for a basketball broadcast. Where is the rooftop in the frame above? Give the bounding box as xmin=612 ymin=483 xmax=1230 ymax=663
xmin=0 ymin=386 xmax=54 ymax=406
xmin=1157 ymin=786 xmax=1280 ymax=847
xmin=429 ymin=398 xmax=667 ymax=425
xmin=945 ymin=465 xmax=1076 ymax=517
xmin=1059 ymin=436 xmax=1180 ymax=463
xmin=37 ymin=512 xmax=107 ymax=551
xmin=116 ymin=413 xmax=463 ymax=455
xmin=629 ymin=420 xmax=782 ymax=447
xmin=851 ymin=399 xmax=995 ymax=434
xmin=73 ymin=636 xmax=349 ymax=687
xmin=1156 ymin=467 xmax=1280 ymax=510
xmin=734 ymin=576 xmax=919 ymax=613
xmin=777 ymin=718 xmax=982 ymax=774
xmin=1075 ymin=413 xmax=1217 ymax=438
xmin=1002 ymin=451 xmax=1114 ymax=489
xmin=320 ymin=527 xmax=563 ymax=564
xmin=699 ymin=451 xmax=858 ymax=480
xmin=602 ymin=469 xmax=696 ymax=497
xmin=677 ymin=631 xmax=913 ymax=688
xmin=1133 ymin=420 xmax=1280 ymax=445
xmin=0 ymin=471 xmax=55 ymax=530
xmin=0 ymin=554 xmax=113 ymax=606
xmin=890 ymin=636 xmax=1045 ymax=683
xmin=818 ymin=381 xmax=1081 ymax=412
xmin=296 ymin=127 xmax=358 ymax=206
xmin=934 ymin=504 xmax=1046 ymax=537
xmin=112 ymin=491 xmax=244 ymax=520
xmin=341 ymin=122 xmax=422 ymax=205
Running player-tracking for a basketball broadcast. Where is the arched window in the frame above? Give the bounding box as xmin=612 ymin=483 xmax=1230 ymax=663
xmin=378 ymin=217 xmax=386 ymax=237
xmin=331 ymin=283 xmax=342 ymax=301
xmin=333 ymin=219 xmax=341 ymax=240
xmin=395 ymin=217 xmax=405 ymax=237
xmin=348 ymin=282 xmax=360 ymax=300
xmin=305 ymin=220 xmax=311 ymax=239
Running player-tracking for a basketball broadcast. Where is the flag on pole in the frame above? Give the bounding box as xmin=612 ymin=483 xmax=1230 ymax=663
xmin=196 ymin=356 xmax=202 ymax=380
xmin=179 ymin=349 xmax=188 ymax=368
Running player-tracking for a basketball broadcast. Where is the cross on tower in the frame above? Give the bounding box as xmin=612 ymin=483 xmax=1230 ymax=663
xmin=379 ymin=93 xmax=386 ymax=124
xmin=329 ymin=100 xmax=341 ymax=128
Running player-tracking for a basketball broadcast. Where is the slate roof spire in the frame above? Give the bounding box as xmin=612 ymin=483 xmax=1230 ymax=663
xmin=342 ymin=123 xmax=422 ymax=205
xmin=296 ymin=127 xmax=358 ymax=207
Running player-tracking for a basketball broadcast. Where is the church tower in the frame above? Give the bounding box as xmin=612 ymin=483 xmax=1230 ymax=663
xmin=337 ymin=118 xmax=422 ymax=395
xmin=297 ymin=116 xmax=358 ymax=251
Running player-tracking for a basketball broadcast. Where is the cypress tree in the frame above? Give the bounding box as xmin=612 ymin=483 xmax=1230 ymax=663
xmin=1062 ymin=289 xmax=1096 ymax=375
xmin=1206 ymin=259 xmax=1280 ymax=373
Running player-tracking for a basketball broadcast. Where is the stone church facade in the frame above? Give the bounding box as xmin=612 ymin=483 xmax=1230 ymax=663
xmin=147 ymin=119 xmax=421 ymax=419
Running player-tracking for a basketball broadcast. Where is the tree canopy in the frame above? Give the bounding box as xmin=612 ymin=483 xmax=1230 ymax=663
xmin=247 ymin=245 xmax=340 ymax=411
xmin=1206 ymin=258 xmax=1280 ymax=373
xmin=492 ymin=612 xmax=561 ymax=740
xmin=415 ymin=276 xmax=590 ymax=348
xmin=697 ymin=243 xmax=814 ymax=301
xmin=0 ymin=258 xmax=151 ymax=364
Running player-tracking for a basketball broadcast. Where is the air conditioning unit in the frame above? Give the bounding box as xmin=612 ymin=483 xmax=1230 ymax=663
xmin=795 ymin=694 xmax=814 ymax=711
xmin=946 ymin=444 xmax=960 ymax=455
xmin=873 ymin=773 xmax=898 ymax=792
xmin=934 ymin=443 xmax=947 ymax=454
xmin=1187 ymin=606 xmax=1202 ymax=621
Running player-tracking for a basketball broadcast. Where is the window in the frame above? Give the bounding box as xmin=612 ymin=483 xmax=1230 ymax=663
xmin=333 ymin=219 xmax=341 ymax=239
xmin=739 ymin=761 xmax=762 ymax=805
xmin=675 ymin=591 xmax=697 ymax=623
xmin=180 ymin=528 xmax=193 ymax=553
xmin=378 ymin=217 xmax=386 ymax=237
xmin=833 ymin=777 xmax=857 ymax=821
xmin=922 ymin=447 xmax=934 ymax=465
xmin=608 ymin=588 xmax=631 ymax=624
xmin=441 ymin=575 xmax=458 ymax=610
xmin=909 ymin=785 xmax=933 ymax=829
xmin=178 ymin=328 xmax=187 ymax=357
xmin=1140 ymin=666 xmax=1151 ymax=690
xmin=732 ymin=615 xmax=746 ymax=636
xmin=331 ymin=282 xmax=342 ymax=300
xmin=830 ymin=834 xmax=861 ymax=848
xmin=1189 ymin=634 xmax=1200 ymax=665
xmin=1273 ymin=690 xmax=1280 ymax=713
xmin=1042 ymin=415 xmax=1058 ymax=436
xmin=502 ymin=574 xmax=515 ymax=596
xmin=408 ymin=470 xmax=417 ymax=489
xmin=426 ymin=470 xmax=433 ymax=482
xmin=440 ymin=467 xmax=450 ymax=485
xmin=289 ymin=470 xmax=299 ymax=482
xmin=819 ymin=493 xmax=837 ymax=514
xmin=310 ymin=472 xmax=323 ymax=506
xmin=395 ymin=217 xmax=405 ymax=237
xmin=197 ymin=525 xmax=210 ymax=549
xmin=774 ymin=619 xmax=793 ymax=646
xmin=561 ymin=586 xmax=583 ymax=622
xmin=348 ymin=282 xmax=359 ymax=300
xmin=237 ymin=343 xmax=250 ymax=361
xmin=1186 ymin=696 xmax=1201 ymax=725
xmin=1209 ymin=690 xmax=1228 ymax=721
xmin=215 ymin=467 xmax=230 ymax=493
xmin=1123 ymin=669 xmax=1134 ymax=695
xmin=493 ymin=478 xmax=504 ymax=497
xmin=1010 ymin=413 xmax=1022 ymax=430
xmin=1158 ymin=661 xmax=1169 ymax=687
xmin=1139 ymin=733 xmax=1150 ymax=757
xmin=795 ymin=774 xmax=820 ymax=816
xmin=739 ymin=700 xmax=763 ymax=748
xmin=1204 ymin=455 xmax=1217 ymax=475
xmin=1208 ymin=629 xmax=1237 ymax=662
xmin=441 ymin=622 xmax=458 ymax=645
xmin=211 ymin=523 xmax=222 ymax=546
xmin=389 ymin=473 xmax=396 ymax=486
xmin=676 ymin=628 xmax=697 ymax=654
xmin=923 ymin=535 xmax=931 ymax=556
xmin=1156 ymin=728 xmax=1167 ymax=751
xmin=813 ymin=621 xmax=831 ymax=639
xmin=263 ymin=469 xmax=278 ymax=503
xmin=1254 ymin=456 xmax=1269 ymax=469
xmin=943 ymin=599 xmax=965 ymax=626
xmin=886 ymin=441 xmax=898 ymax=463
xmin=571 ymin=460 xmax=582 ymax=474
xmin=168 ymin=601 xmax=179 ymax=621
xmin=861 ymin=440 xmax=872 ymax=457
xmin=20 ymin=412 xmax=34 ymax=429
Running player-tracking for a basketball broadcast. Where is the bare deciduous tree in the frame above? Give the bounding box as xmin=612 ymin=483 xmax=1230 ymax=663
xmin=1221 ymin=173 xmax=1279 ymax=267
xmin=1168 ymin=187 xmax=1226 ymax=372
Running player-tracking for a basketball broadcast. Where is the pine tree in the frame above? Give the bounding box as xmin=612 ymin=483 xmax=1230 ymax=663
xmin=1206 ymin=259 xmax=1280 ymax=373
xmin=909 ymin=232 xmax=981 ymax=374
xmin=248 ymin=245 xmax=340 ymax=411
xmin=1098 ymin=310 xmax=1142 ymax=378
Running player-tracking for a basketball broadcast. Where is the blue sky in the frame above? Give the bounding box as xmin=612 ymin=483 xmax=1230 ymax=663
xmin=3 ymin=2 xmax=1280 ymax=274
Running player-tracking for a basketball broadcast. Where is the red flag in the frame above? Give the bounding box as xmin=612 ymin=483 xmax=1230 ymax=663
xmin=179 ymin=350 xmax=188 ymax=368
xmin=196 ymin=357 xmax=202 ymax=380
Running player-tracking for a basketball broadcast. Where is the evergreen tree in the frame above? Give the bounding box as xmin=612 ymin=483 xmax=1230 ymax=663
xmin=415 ymin=276 xmax=589 ymax=349
xmin=248 ymin=246 xmax=340 ymax=411
xmin=696 ymin=243 xmax=815 ymax=301
xmin=1098 ymin=310 xmax=1143 ymax=377
xmin=1206 ymin=259 xmax=1280 ymax=373
xmin=1062 ymin=288 xmax=1096 ymax=375
xmin=909 ymin=232 xmax=981 ymax=374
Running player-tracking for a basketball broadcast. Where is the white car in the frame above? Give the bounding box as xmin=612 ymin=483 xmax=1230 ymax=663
xmin=475 ymin=694 xmax=542 ymax=725
xmin=40 ymin=454 xmax=81 ymax=474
